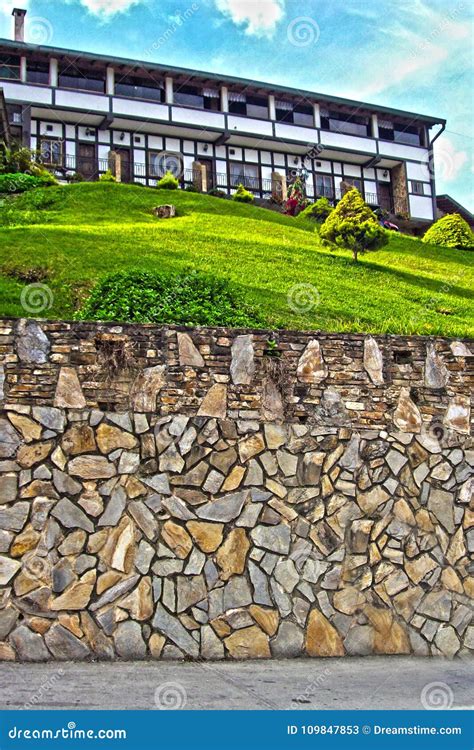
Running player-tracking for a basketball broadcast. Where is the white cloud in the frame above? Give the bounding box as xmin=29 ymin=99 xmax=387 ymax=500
xmin=215 ymin=0 xmax=285 ymax=37
xmin=0 ymin=0 xmax=30 ymax=38
xmin=75 ymin=0 xmax=146 ymax=18
xmin=434 ymin=136 xmax=468 ymax=182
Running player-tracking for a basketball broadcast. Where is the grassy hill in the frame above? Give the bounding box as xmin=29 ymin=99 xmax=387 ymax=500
xmin=0 ymin=182 xmax=472 ymax=337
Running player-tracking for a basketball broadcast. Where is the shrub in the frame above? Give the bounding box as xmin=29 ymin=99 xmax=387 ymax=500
xmin=299 ymin=197 xmax=333 ymax=222
xmin=77 ymin=269 xmax=266 ymax=327
xmin=233 ymin=184 xmax=254 ymax=203
xmin=184 ymin=184 xmax=198 ymax=192
xmin=423 ymin=213 xmax=474 ymax=250
xmin=99 ymin=170 xmax=116 ymax=183
xmin=156 ymin=171 xmax=179 ymax=190
xmin=0 ymin=142 xmax=34 ymax=174
xmin=68 ymin=172 xmax=84 ymax=183
xmin=208 ymin=187 xmax=227 ymax=198
xmin=320 ymin=188 xmax=388 ymax=262
xmin=0 ymin=172 xmax=56 ymax=194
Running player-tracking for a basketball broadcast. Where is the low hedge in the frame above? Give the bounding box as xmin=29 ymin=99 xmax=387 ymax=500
xmin=0 ymin=172 xmax=56 ymax=194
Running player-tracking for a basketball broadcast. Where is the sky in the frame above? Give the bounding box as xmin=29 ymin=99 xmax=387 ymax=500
xmin=0 ymin=0 xmax=472 ymax=210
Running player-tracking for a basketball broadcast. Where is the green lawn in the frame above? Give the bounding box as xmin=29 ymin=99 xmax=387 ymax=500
xmin=0 ymin=182 xmax=472 ymax=337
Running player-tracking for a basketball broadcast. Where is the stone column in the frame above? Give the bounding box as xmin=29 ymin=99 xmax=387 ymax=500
xmin=106 ymin=67 xmax=115 ymax=96
xmin=271 ymin=171 xmax=287 ymax=202
xmin=108 ymin=150 xmax=122 ymax=182
xmin=192 ymin=161 xmax=207 ymax=193
xmin=391 ymin=163 xmax=410 ymax=217
xmin=221 ymin=86 xmax=229 ymax=113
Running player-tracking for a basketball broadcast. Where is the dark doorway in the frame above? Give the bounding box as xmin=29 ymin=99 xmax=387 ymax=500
xmin=116 ymin=147 xmax=132 ymax=183
xmin=198 ymin=158 xmax=214 ymax=191
xmin=377 ymin=182 xmax=393 ymax=212
xmin=77 ymin=143 xmax=96 ymax=181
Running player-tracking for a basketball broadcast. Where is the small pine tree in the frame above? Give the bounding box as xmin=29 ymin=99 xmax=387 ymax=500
xmin=233 ymin=183 xmax=254 ymax=203
xmin=156 ymin=170 xmax=179 ymax=189
xmin=320 ymin=188 xmax=388 ymax=262
xmin=423 ymin=213 xmax=473 ymax=250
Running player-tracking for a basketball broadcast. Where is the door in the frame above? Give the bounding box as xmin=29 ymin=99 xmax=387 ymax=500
xmin=77 ymin=143 xmax=96 ymax=181
xmin=198 ymin=158 xmax=214 ymax=191
xmin=377 ymin=182 xmax=392 ymax=212
xmin=115 ymin=147 xmax=132 ymax=183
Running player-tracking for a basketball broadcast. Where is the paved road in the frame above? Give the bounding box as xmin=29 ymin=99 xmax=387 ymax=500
xmin=0 ymin=657 xmax=472 ymax=711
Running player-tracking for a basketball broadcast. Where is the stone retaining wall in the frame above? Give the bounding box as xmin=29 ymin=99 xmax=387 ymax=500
xmin=0 ymin=318 xmax=472 ymax=661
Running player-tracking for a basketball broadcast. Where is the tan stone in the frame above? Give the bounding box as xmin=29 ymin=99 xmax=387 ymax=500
xmin=394 ymin=499 xmax=416 ymax=526
xmin=443 ymin=394 xmax=470 ymax=434
xmin=96 ymin=423 xmax=138 ymax=454
xmin=211 ymin=617 xmax=231 ymax=638
xmin=393 ymin=388 xmax=422 ymax=432
xmin=13 ymin=570 xmax=42 ymax=596
xmin=305 ymin=609 xmax=344 ymax=657
xmin=50 ymin=570 xmax=96 ymax=610
xmin=216 ymin=529 xmax=250 ymax=581
xmin=225 ymin=625 xmax=270 ymax=659
xmin=87 ymin=529 xmax=109 ymax=555
xmin=333 ymin=587 xmax=366 ymax=615
xmin=27 ymin=617 xmax=52 ymax=635
xmin=446 ymin=526 xmax=466 ymax=565
xmin=405 ymin=554 xmax=438 ymax=584
xmin=119 ymin=577 xmax=153 ymax=621
xmin=96 ymin=570 xmax=123 ymax=596
xmin=149 ymin=633 xmax=166 ymax=658
xmin=249 ymin=605 xmax=279 ymax=636
xmin=8 ymin=413 xmax=42 ymax=442
xmin=130 ymin=365 xmax=166 ymax=412
xmin=58 ymin=613 xmax=83 ymax=638
xmin=125 ymin=476 xmax=147 ymax=499
xmin=221 ymin=466 xmax=246 ymax=492
xmin=463 ymin=577 xmax=474 ymax=598
xmin=78 ymin=490 xmax=104 ymax=518
xmin=10 ymin=525 xmax=40 ymax=558
xmin=54 ymin=367 xmax=86 ymax=409
xmin=69 ymin=455 xmax=116 ymax=480
xmin=238 ymin=433 xmax=265 ymax=463
xmin=297 ymin=339 xmax=328 ymax=383
xmin=0 ymin=642 xmax=16 ymax=660
xmin=197 ymin=384 xmax=227 ymax=419
xmin=17 ymin=441 xmax=53 ymax=468
xmin=365 ymin=605 xmax=410 ymax=654
xmin=62 ymin=424 xmax=96 ymax=455
xmin=162 ymin=521 xmax=193 ymax=559
xmin=177 ymin=332 xmax=205 ymax=367
xmin=186 ymin=521 xmax=224 ymax=553
xmin=441 ymin=567 xmax=463 ymax=594
xmin=357 ymin=486 xmax=390 ymax=515
xmin=416 ymin=509 xmax=434 ymax=533
xmin=111 ymin=518 xmax=135 ymax=572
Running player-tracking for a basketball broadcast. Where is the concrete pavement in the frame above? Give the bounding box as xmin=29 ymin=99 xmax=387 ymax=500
xmin=0 ymin=657 xmax=472 ymax=711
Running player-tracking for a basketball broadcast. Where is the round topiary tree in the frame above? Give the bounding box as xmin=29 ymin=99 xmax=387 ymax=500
xmin=422 ymin=213 xmax=474 ymax=250
xmin=320 ymin=188 xmax=388 ymax=262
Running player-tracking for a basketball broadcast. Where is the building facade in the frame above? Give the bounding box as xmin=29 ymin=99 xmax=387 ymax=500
xmin=0 ymin=9 xmax=445 ymax=223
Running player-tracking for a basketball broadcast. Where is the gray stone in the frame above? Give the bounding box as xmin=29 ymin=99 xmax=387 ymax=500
xmin=274 ymin=559 xmax=299 ymax=593
xmin=52 ymin=469 xmax=82 ymax=495
xmin=201 ymin=624 xmax=225 ymax=659
xmin=32 ymin=407 xmax=65 ymax=433
xmin=339 ymin=434 xmax=361 ymax=471
xmin=0 ymin=502 xmax=29 ymax=532
xmin=177 ymin=575 xmax=206 ymax=612
xmin=248 ymin=561 xmax=272 ymax=606
xmin=98 ymin=487 xmax=127 ymax=527
xmin=386 ymin=449 xmax=408 ymax=476
xmin=16 ymin=320 xmax=50 ymax=364
xmin=271 ymin=621 xmax=304 ymax=658
xmin=344 ymin=625 xmax=373 ymax=655
xmin=52 ymin=498 xmax=94 ymax=533
xmin=196 ymin=491 xmax=248 ymax=522
xmin=230 ymin=334 xmax=255 ymax=385
xmin=45 ymin=624 xmax=91 ymax=660
xmin=0 ymin=474 xmax=18 ymax=504
xmin=184 ymin=547 xmax=206 ymax=575
xmin=424 ymin=344 xmax=449 ymax=388
xmin=142 ymin=473 xmax=171 ymax=495
xmin=0 ymin=418 xmax=21 ymax=458
xmin=52 ymin=558 xmax=76 ymax=593
xmin=443 ymin=395 xmax=470 ymax=434
xmin=417 ymin=591 xmax=452 ymax=622
xmin=152 ymin=604 xmax=199 ymax=657
xmin=128 ymin=500 xmax=158 ymax=541
xmin=159 ymin=443 xmax=185 ymax=474
xmin=0 ymin=529 xmax=13 ymax=552
xmin=236 ymin=502 xmax=262 ymax=528
xmin=54 ymin=367 xmax=86 ymax=409
xmin=0 ymin=606 xmax=19 ymax=639
xmin=270 ymin=579 xmax=292 ymax=617
xmin=161 ymin=495 xmax=196 ymax=521
xmin=10 ymin=625 xmax=50 ymax=661
xmin=177 ymin=332 xmax=204 ymax=368
xmin=90 ymin=575 xmax=140 ymax=611
xmin=114 ymin=621 xmax=147 ymax=660
xmin=130 ymin=365 xmax=166 ymax=412
xmin=427 ymin=488 xmax=455 ymax=533
xmin=223 ymin=576 xmax=253 ymax=610
xmin=136 ymin=540 xmax=155 ymax=574
xmin=364 ymin=336 xmax=384 ymax=385
xmin=434 ymin=625 xmax=460 ymax=658
xmin=251 ymin=523 xmax=290 ymax=554
xmin=0 ymin=364 xmax=4 ymax=401
xmin=118 ymin=451 xmax=140 ymax=474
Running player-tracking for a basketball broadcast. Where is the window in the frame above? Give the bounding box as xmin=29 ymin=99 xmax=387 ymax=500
xmin=411 ymin=180 xmax=424 ymax=195
xmin=345 ymin=178 xmax=362 ymax=192
xmin=276 ymin=101 xmax=313 ymax=127
xmin=149 ymin=151 xmax=182 ymax=178
xmin=394 ymin=125 xmax=421 ymax=146
xmin=321 ymin=109 xmax=370 ymax=137
xmin=59 ymin=69 xmax=105 ymax=93
xmin=228 ymin=94 xmax=268 ymax=119
xmin=26 ymin=61 xmax=50 ymax=85
xmin=230 ymin=162 xmax=259 ymax=188
xmin=0 ymin=54 xmax=21 ymax=81
xmin=115 ymin=74 xmax=164 ymax=102
xmin=40 ymin=139 xmax=63 ymax=166
xmin=315 ymin=174 xmax=333 ymax=198
xmin=174 ymin=84 xmax=204 ymax=108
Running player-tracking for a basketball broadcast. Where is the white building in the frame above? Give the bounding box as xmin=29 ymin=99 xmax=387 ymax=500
xmin=0 ymin=8 xmax=445 ymax=224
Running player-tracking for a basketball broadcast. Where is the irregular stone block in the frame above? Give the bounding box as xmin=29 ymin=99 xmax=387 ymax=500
xmin=54 ymin=367 xmax=86 ymax=409
xmin=230 ymin=334 xmax=255 ymax=385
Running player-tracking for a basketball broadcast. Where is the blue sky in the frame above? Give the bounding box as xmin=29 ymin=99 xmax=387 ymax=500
xmin=1 ymin=0 xmax=472 ymax=210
